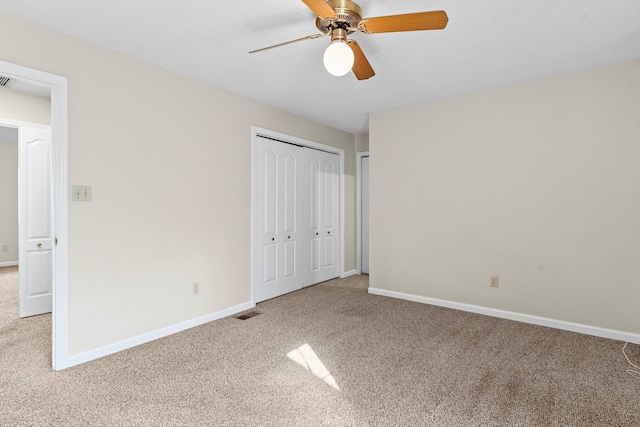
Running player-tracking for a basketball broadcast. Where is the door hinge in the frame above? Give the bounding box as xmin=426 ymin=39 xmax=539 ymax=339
xmin=55 ymin=237 xmax=58 ymax=246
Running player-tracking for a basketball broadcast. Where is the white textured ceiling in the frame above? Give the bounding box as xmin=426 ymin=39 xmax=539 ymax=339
xmin=0 ymin=0 xmax=639 ymax=134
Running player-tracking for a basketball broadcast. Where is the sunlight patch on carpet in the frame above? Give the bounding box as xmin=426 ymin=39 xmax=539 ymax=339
xmin=287 ymin=343 xmax=340 ymax=391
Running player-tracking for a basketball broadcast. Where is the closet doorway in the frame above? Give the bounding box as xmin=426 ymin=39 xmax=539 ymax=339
xmin=252 ymin=128 xmax=344 ymax=303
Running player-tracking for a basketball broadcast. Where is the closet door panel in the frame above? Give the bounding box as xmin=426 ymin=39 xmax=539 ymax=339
xmin=303 ymin=148 xmax=340 ymax=286
xmin=323 ymin=159 xmax=337 ymax=271
xmin=261 ymin=148 xmax=278 ymax=287
xmin=282 ymin=152 xmax=299 ymax=281
xmin=255 ymin=137 xmax=303 ymax=302
xmin=311 ymin=238 xmax=321 ymax=271
xmin=263 ymin=244 xmax=277 ymax=284
xmin=321 ymin=152 xmax=340 ymax=279
xmin=283 ymin=241 xmax=297 ymax=279
xmin=283 ymin=153 xmax=298 ymax=234
xmin=263 ymin=150 xmax=278 ymax=235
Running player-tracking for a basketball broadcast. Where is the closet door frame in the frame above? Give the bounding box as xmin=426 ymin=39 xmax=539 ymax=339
xmin=251 ymin=127 xmax=345 ymax=304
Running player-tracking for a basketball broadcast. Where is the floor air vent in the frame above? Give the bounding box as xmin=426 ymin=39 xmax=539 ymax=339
xmin=235 ymin=311 xmax=261 ymax=320
xmin=0 ymin=76 xmax=15 ymax=88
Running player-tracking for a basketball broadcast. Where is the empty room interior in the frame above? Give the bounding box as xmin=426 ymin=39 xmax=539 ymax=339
xmin=0 ymin=1 xmax=639 ymax=425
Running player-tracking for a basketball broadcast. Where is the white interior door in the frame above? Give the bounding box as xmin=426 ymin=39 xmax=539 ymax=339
xmin=303 ymin=148 xmax=340 ymax=286
xmin=18 ymin=125 xmax=53 ymax=318
xmin=361 ymin=156 xmax=370 ymax=274
xmin=254 ymin=136 xmax=303 ymax=302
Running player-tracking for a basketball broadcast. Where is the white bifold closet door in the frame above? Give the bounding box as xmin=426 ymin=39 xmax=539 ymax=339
xmin=302 ymin=148 xmax=340 ymax=287
xmin=255 ymin=137 xmax=303 ymax=302
xmin=255 ymin=136 xmax=340 ymax=302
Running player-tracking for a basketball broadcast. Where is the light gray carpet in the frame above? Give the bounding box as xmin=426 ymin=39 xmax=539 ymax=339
xmin=1 ymin=266 xmax=639 ymax=426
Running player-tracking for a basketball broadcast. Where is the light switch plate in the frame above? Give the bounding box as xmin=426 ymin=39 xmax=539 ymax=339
xmin=72 ymin=185 xmax=92 ymax=201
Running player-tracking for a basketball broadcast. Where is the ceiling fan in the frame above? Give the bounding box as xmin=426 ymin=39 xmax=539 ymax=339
xmin=250 ymin=0 xmax=449 ymax=80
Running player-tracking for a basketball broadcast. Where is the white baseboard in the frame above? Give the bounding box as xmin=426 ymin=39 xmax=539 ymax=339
xmin=368 ymin=287 xmax=640 ymax=344
xmin=66 ymin=301 xmax=255 ymax=368
xmin=0 ymin=261 xmax=18 ymax=267
xmin=341 ymin=269 xmax=358 ymax=278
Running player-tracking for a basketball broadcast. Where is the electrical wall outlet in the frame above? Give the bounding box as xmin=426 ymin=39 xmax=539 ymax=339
xmin=2 ymin=245 xmax=8 ymax=252
xmin=192 ymin=282 xmax=200 ymax=295
xmin=72 ymin=185 xmax=92 ymax=201
xmin=490 ymin=276 xmax=499 ymax=288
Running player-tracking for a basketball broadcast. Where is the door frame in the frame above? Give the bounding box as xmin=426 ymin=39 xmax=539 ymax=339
xmin=0 ymin=60 xmax=69 ymax=371
xmin=251 ymin=126 xmax=345 ymax=304
xmin=356 ymin=151 xmax=369 ymax=274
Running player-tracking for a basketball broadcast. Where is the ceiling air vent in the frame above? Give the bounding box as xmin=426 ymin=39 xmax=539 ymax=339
xmin=0 ymin=76 xmax=16 ymax=89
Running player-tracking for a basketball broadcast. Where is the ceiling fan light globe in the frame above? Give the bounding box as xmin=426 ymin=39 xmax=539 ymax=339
xmin=323 ymin=41 xmax=354 ymax=76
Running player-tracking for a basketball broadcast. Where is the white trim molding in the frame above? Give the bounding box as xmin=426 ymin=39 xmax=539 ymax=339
xmin=67 ymin=301 xmax=255 ymax=368
xmin=0 ymin=60 xmax=69 ymax=371
xmin=0 ymin=261 xmax=19 ymax=267
xmin=368 ymin=288 xmax=640 ymax=344
xmin=341 ymin=269 xmax=357 ymax=278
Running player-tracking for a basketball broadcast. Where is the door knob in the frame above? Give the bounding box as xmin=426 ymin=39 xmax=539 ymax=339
xmin=288 ymin=235 xmax=291 ymax=239
xmin=271 ymin=237 xmax=275 ymax=241
xmin=37 ymin=243 xmax=42 ymax=248
xmin=316 ymin=232 xmax=318 ymax=236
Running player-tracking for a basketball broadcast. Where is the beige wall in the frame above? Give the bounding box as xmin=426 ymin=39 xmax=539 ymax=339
xmin=0 ymin=86 xmax=51 ymax=125
xmin=0 ymin=89 xmax=50 ymax=265
xmin=0 ymin=12 xmax=356 ymax=355
xmin=355 ymin=133 xmax=369 ymax=153
xmin=0 ymin=139 xmax=17 ymax=263
xmin=370 ymin=59 xmax=640 ymax=334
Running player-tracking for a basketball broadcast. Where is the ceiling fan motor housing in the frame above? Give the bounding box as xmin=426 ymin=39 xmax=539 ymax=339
xmin=315 ymin=0 xmax=363 ymax=35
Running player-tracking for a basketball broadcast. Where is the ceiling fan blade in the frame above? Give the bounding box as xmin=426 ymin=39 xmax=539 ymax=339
xmin=249 ymin=33 xmax=328 ymax=54
xmin=302 ymin=0 xmax=336 ymax=18
xmin=358 ymin=10 xmax=448 ymax=34
xmin=347 ymin=40 xmax=375 ymax=80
